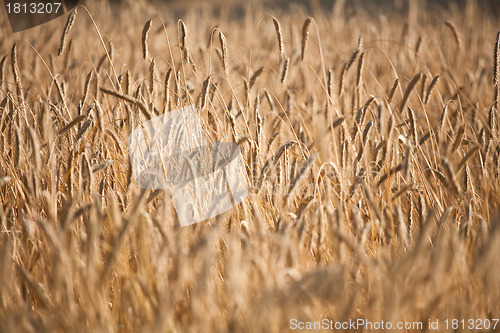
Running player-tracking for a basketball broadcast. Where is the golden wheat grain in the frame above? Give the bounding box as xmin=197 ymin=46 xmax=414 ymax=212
xmin=494 ymin=146 xmax=500 ymax=179
xmin=174 ymin=70 xmax=180 ymax=106
xmin=332 ymin=116 xmax=344 ymax=129
xmin=347 ymin=35 xmax=363 ymax=71
xmin=400 ymin=73 xmax=421 ymax=111
xmin=82 ymin=70 xmax=94 ymax=106
xmin=494 ymin=31 xmax=500 ymax=87
xmin=63 ymin=39 xmax=73 ymax=70
xmin=456 ymin=145 xmax=479 ymax=172
xmin=281 ymin=58 xmax=289 ymax=84
xmin=301 ymin=17 xmax=312 ymax=61
xmin=463 ymin=164 xmax=471 ymax=193
xmin=142 ymin=19 xmax=152 ymax=60
xmin=362 ymin=120 xmax=373 ymax=146
xmin=179 ymin=20 xmax=190 ymax=63
xmin=415 ymin=36 xmax=422 ymax=55
xmin=164 ymin=68 xmax=172 ymax=111
xmin=57 ymin=114 xmax=86 ymax=135
xmin=149 ymin=58 xmax=156 ymax=95
xmin=451 ymin=125 xmax=465 ymax=153
xmin=441 ymin=158 xmax=461 ymax=195
xmin=255 ymin=96 xmax=263 ymax=163
xmin=420 ymin=74 xmax=428 ymax=99
xmin=1 ymin=3 xmax=500 ymax=332
xmin=263 ymin=89 xmax=275 ymax=111
xmin=489 ymin=106 xmax=497 ymax=135
xmin=351 ymin=108 xmax=364 ymax=141
xmin=424 ymin=75 xmax=439 ymax=104
xmin=444 ymin=21 xmax=462 ymax=48
xmin=58 ymin=9 xmax=77 ymax=56
xmin=75 ymin=117 xmax=92 ymax=142
xmin=230 ymin=111 xmax=238 ymax=141
xmin=377 ymin=162 xmax=403 ymax=186
xmin=122 ymin=70 xmax=129 ymax=95
xmin=287 ymin=154 xmax=317 ymax=201
xmin=362 ymin=96 xmax=375 ymax=110
xmin=0 ymin=55 xmax=6 ymax=85
xmin=92 ymin=160 xmax=113 ymax=174
xmin=387 ymin=78 xmax=399 ymax=103
xmin=101 ymin=87 xmax=151 ymax=120
xmin=27 ymin=127 xmax=41 ymax=173
xmin=439 ymin=102 xmax=450 ymax=133
xmin=108 ymin=41 xmax=114 ymax=62
xmin=95 ymin=102 xmax=103 ymax=133
xmin=96 ymin=53 xmax=107 ymax=72
xmin=54 ymin=79 xmax=67 ymax=109
xmin=272 ymin=16 xmax=284 ymax=59
xmin=327 ymin=68 xmax=333 ymax=97
xmin=356 ymin=52 xmax=365 ymax=88
xmin=418 ymin=194 xmax=427 ymax=225
xmin=197 ymin=76 xmax=210 ymax=111
xmin=218 ymin=31 xmax=229 ymax=74
xmin=11 ymin=43 xmax=23 ymax=99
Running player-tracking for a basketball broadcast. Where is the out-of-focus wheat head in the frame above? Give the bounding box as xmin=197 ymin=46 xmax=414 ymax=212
xmin=0 ymin=0 xmax=500 ymax=332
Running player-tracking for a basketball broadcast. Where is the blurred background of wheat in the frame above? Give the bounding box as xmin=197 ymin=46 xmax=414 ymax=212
xmin=1 ymin=0 xmax=500 ymax=331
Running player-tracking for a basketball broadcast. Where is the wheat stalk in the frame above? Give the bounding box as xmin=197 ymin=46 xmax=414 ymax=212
xmin=456 ymin=145 xmax=479 ymax=172
xmin=101 ymin=87 xmax=151 ymax=120
xmin=420 ymin=74 xmax=428 ymax=100
xmin=424 ymin=75 xmax=439 ymax=104
xmin=439 ymin=101 xmax=450 ymax=134
xmin=82 ymin=70 xmax=94 ymax=106
xmin=63 ymin=39 xmax=73 ymax=70
xmin=327 ymin=68 xmax=333 ymax=97
xmin=197 ymin=76 xmax=211 ymax=111
xmin=149 ymin=58 xmax=156 ymax=95
xmin=441 ymin=158 xmax=461 ymax=195
xmin=489 ymin=106 xmax=497 ymax=136
xmin=11 ymin=44 xmax=23 ymax=101
xmin=494 ymin=32 xmax=500 ymax=88
xmin=415 ymin=36 xmax=422 ymax=55
xmin=58 ymin=9 xmax=77 ymax=56
xmin=0 ymin=56 xmax=6 ymax=85
xmin=142 ymin=19 xmax=152 ymax=60
xmin=281 ymin=58 xmax=289 ymax=84
xmin=400 ymin=73 xmax=421 ymax=111
xmin=444 ymin=21 xmax=462 ymax=48
xmin=164 ymin=68 xmax=172 ymax=112
xmin=174 ymin=71 xmax=180 ymax=107
xmin=124 ymin=70 xmax=130 ymax=95
xmin=463 ymin=164 xmax=471 ymax=193
xmin=272 ymin=16 xmax=284 ymax=59
xmin=450 ymin=125 xmax=464 ymax=153
xmin=387 ymin=78 xmax=399 ymax=103
xmin=356 ymin=52 xmax=365 ymax=88
xmin=179 ymin=20 xmax=190 ymax=63
xmin=301 ymin=18 xmax=312 ymax=61
xmin=58 ymin=114 xmax=86 ymax=135
xmin=255 ymin=95 xmax=263 ymax=164
xmin=219 ymin=31 xmax=229 ymax=74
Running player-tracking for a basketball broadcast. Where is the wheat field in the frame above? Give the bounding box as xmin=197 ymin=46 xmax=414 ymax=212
xmin=1 ymin=0 xmax=500 ymax=332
